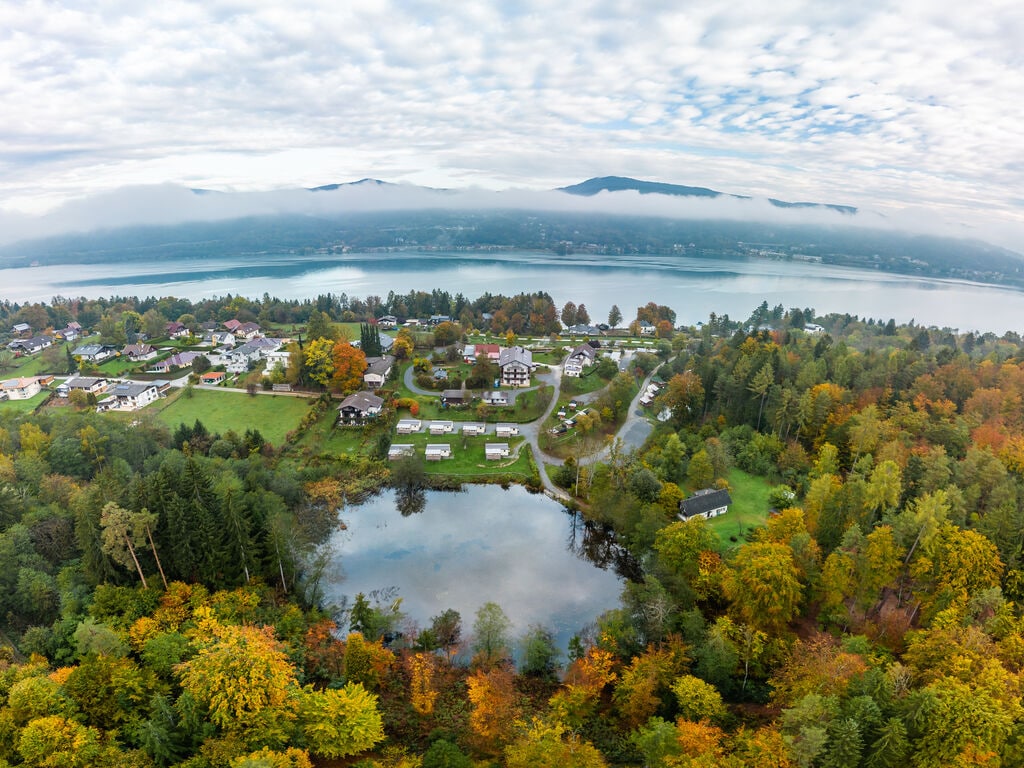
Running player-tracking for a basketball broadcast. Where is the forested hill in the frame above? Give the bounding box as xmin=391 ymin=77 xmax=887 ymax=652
xmin=1 ymin=207 xmax=1021 ymax=288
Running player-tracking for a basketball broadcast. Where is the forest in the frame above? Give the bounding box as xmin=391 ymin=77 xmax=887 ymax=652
xmin=1 ymin=292 xmax=1024 ymax=766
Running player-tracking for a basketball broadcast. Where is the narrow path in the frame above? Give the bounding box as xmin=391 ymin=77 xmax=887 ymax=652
xmin=518 ymin=362 xmax=572 ymax=502
xmin=193 ymin=383 xmax=316 ymax=398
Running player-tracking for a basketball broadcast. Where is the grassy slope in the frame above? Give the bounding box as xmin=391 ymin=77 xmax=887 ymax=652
xmin=152 ymin=388 xmax=312 ymax=445
xmin=0 ymin=390 xmax=50 ymax=413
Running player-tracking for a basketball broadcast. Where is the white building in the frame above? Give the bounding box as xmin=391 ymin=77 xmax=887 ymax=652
xmin=396 ymin=419 xmax=422 ymax=434
xmin=495 ymin=424 xmax=519 ymax=438
xmin=429 ymin=420 xmax=455 ymax=435
xmin=425 ymin=444 xmax=452 ymax=461
xmin=485 ymin=443 xmax=511 ymax=460
xmin=388 ymin=444 xmax=416 ymax=460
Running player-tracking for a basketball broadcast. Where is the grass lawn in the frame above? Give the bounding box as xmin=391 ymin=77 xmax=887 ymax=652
xmin=560 ymin=370 xmax=612 ymax=397
xmin=391 ymin=432 xmax=536 ymax=481
xmin=293 ymin=406 xmax=387 ymax=457
xmin=96 ymin=356 xmax=144 ymax=377
xmin=0 ymin=390 xmax=50 ymax=413
xmin=152 ymin=388 xmax=313 ymax=445
xmin=705 ymin=468 xmax=773 ymax=553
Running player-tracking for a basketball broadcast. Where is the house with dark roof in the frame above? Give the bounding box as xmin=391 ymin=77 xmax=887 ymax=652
xmin=564 ymin=344 xmax=597 ymax=377
xmin=337 ymin=391 xmax=384 ymax=424
xmin=122 ymin=343 xmax=157 ymax=362
xmin=8 ymin=337 xmax=53 ymax=355
xmin=363 ymin=355 xmax=394 ymax=389
xmin=98 ymin=381 xmax=160 ymax=411
xmin=10 ymin=323 xmax=31 ymax=335
xmin=57 ymin=322 xmax=83 ymax=341
xmin=166 ymin=321 xmax=189 ymax=339
xmin=679 ymin=488 xmax=733 ymax=521
xmin=73 ymin=343 xmax=116 ymax=362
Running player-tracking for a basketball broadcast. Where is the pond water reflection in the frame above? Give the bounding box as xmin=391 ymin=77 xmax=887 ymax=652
xmin=322 ymin=485 xmax=633 ymax=651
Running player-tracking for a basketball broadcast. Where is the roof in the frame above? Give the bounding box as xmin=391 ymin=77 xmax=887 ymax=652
xmin=485 ymin=443 xmax=510 ymax=451
xmin=1 ymin=377 xmax=38 ymax=390
xmin=338 ymin=391 xmax=384 ymax=412
xmin=65 ymin=376 xmax=106 ymax=388
xmin=73 ymin=343 xmax=107 ymax=356
xmin=570 ymin=344 xmax=597 ymax=360
xmin=364 ymin=355 xmax=394 ymax=375
xmin=442 ymin=389 xmax=465 ymax=399
xmin=680 ymin=488 xmax=733 ymax=518
xmin=498 ymin=345 xmax=533 ymax=367
xmin=113 ymin=382 xmax=157 ymax=397
xmin=11 ymin=323 xmax=30 ymax=332
xmin=425 ymin=443 xmax=451 ymax=452
xmin=123 ymin=343 xmax=154 ymax=355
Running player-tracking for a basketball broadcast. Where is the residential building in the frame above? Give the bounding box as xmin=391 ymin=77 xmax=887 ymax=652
xmin=425 ymin=443 xmax=452 ymax=460
xmin=10 ymin=323 xmax=30 ymax=335
xmin=498 ymin=345 xmax=535 ymax=387
xmin=265 ymin=348 xmax=291 ymax=373
xmin=495 ymin=424 xmax=519 ymax=438
xmin=200 ymin=372 xmax=226 ymax=385
xmin=396 ymin=419 xmax=422 ymax=434
xmin=166 ymin=321 xmax=189 ymax=339
xmin=638 ymin=321 xmax=657 ymax=336
xmin=429 ymin=420 xmax=454 ymax=435
xmin=441 ymin=389 xmax=467 ymax=405
xmin=122 ymin=343 xmax=157 ymax=362
xmin=148 ymin=351 xmax=202 ymax=373
xmin=100 ymin=381 xmax=159 ymax=411
xmin=223 ymin=319 xmax=243 ymax=332
xmin=461 ymin=423 xmax=486 ymax=436
xmin=72 ymin=342 xmax=115 ymax=362
xmin=564 ymin=344 xmax=597 ymax=377
xmin=1 ymin=377 xmax=42 ymax=400
xmin=58 ymin=377 xmax=108 ymax=397
xmin=226 ymin=337 xmax=281 ymax=373
xmin=377 ymin=315 xmax=398 ymax=329
xmin=485 ymin=443 xmax=510 ymax=460
xmin=388 ymin=444 xmax=415 ymax=460
xmin=236 ymin=322 xmax=262 ymax=339
xmin=8 ymin=337 xmax=52 ymax=355
xmin=363 ymin=355 xmax=394 ymax=389
xmin=337 ymin=391 xmax=384 ymax=423
xmin=565 ymin=323 xmax=602 ymax=336
xmin=482 ymin=391 xmax=508 ymax=406
xmin=56 ymin=322 xmax=83 ymax=341
xmin=679 ymin=488 xmax=733 ymax=521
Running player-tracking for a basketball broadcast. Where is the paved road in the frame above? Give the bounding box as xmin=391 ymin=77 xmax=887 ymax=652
xmin=402 ymin=363 xmax=541 ymax=402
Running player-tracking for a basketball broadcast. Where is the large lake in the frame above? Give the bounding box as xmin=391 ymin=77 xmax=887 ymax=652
xmin=4 ymin=249 xmax=1024 ymax=332
xmin=320 ymin=485 xmax=631 ymax=655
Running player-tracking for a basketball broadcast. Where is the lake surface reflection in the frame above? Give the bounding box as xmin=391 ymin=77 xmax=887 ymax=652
xmin=321 ymin=485 xmax=631 ymax=651
xmin=4 ymin=249 xmax=1024 ymax=332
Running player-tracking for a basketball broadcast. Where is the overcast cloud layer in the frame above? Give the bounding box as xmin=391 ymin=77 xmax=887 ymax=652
xmin=1 ymin=0 xmax=1022 ymax=247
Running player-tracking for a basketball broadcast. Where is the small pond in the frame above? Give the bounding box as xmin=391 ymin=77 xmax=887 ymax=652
xmin=322 ymin=485 xmax=633 ymax=654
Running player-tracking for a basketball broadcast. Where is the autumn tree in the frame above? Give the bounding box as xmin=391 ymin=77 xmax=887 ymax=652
xmin=331 ymin=341 xmax=367 ymax=393
xmin=723 ymin=542 xmax=803 ymax=633
xmin=177 ymin=615 xmax=299 ymax=732
xmin=504 ymin=718 xmax=607 ymax=768
xmin=472 ymin=601 xmax=512 ymax=668
xmin=303 ymin=337 xmax=335 ymax=389
xmin=299 ymin=683 xmax=385 ymax=759
xmin=467 ymin=666 xmax=519 ymax=751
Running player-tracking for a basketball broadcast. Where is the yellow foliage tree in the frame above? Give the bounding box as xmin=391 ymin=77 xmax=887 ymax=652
xmin=177 ymin=620 xmax=298 ymax=731
xmin=504 ymin=718 xmax=607 ymax=768
xmin=467 ymin=666 xmax=519 ymax=751
xmin=407 ymin=652 xmax=438 ymax=715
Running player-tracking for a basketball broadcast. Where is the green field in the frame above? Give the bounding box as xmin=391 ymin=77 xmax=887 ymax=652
xmin=152 ymin=389 xmax=313 ymax=445
xmin=559 ymin=369 xmax=612 ymax=397
xmin=705 ymin=468 xmax=773 ymax=552
xmin=387 ymin=431 xmax=535 ymax=480
xmin=0 ymin=390 xmax=50 ymax=413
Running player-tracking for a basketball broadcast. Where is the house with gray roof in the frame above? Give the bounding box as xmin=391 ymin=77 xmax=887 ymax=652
xmin=679 ymin=488 xmax=732 ymax=521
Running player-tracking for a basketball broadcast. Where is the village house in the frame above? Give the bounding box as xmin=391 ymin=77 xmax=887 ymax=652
xmin=200 ymin=371 xmax=226 ymax=385
xmin=223 ymin=319 xmax=243 ymax=332
xmin=99 ymin=381 xmax=160 ymax=412
xmin=225 ymin=337 xmax=281 ymax=374
xmin=57 ymin=376 xmax=109 ymax=397
xmin=166 ymin=321 xmax=190 ymax=339
xmin=425 ymin=443 xmax=452 ymax=460
xmin=235 ymin=322 xmax=262 ymax=340
xmin=441 ymin=389 xmax=467 ymax=405
xmin=337 ymin=391 xmax=384 ymax=424
xmin=485 ymin=443 xmax=511 ymax=460
xmin=10 ymin=323 xmax=31 ymax=335
xmin=72 ymin=342 xmax=116 ymax=362
xmin=495 ymin=424 xmax=519 ymax=438
xmin=564 ymin=344 xmax=597 ymax=377
xmin=122 ymin=343 xmax=158 ymax=362
xmin=429 ymin=314 xmax=451 ymax=326
xmin=363 ymin=355 xmax=394 ymax=389
xmin=565 ymin=323 xmax=602 ymax=336
xmin=482 ymin=391 xmax=509 ymax=406
xmin=638 ymin=320 xmax=657 ymax=336
xmin=203 ymin=331 xmax=236 ymax=347
xmin=396 ymin=419 xmax=422 ymax=434
xmin=56 ymin=322 xmax=83 ymax=341
xmin=264 ymin=348 xmax=291 ymax=373
xmin=1 ymin=377 xmax=42 ymax=400
xmin=498 ymin=346 xmax=536 ymax=387
xmin=429 ymin=420 xmax=455 ymax=435
xmin=377 ymin=315 xmax=398 ymax=329
xmin=461 ymin=423 xmax=486 ymax=436
xmin=679 ymin=488 xmax=733 ymax=521
xmin=8 ymin=336 xmax=53 ymax=355
xmin=462 ymin=343 xmax=502 ymax=363
xmin=148 ymin=351 xmax=202 ymax=373
xmin=388 ymin=444 xmax=415 ymax=460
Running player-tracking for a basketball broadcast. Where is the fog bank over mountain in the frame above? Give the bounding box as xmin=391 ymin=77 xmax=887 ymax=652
xmin=0 ymin=177 xmax=1011 ymax=252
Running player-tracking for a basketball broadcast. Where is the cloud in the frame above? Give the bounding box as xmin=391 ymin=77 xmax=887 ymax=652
xmin=0 ymin=0 xmax=1021 ymax=247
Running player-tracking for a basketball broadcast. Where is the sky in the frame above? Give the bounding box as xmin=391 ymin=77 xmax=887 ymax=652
xmin=1 ymin=0 xmax=1023 ymax=247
